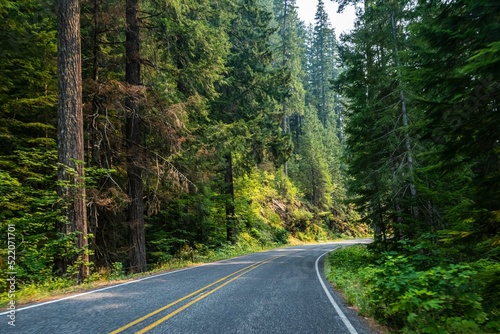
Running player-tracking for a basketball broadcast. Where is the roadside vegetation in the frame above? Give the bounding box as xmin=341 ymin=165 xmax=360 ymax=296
xmin=324 ymin=1 xmax=499 ymax=332
xmin=0 ymin=169 xmax=368 ymax=307
xmin=326 ymin=244 xmax=500 ymax=333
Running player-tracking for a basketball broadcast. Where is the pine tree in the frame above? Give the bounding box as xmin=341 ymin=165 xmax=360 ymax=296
xmin=338 ymin=0 xmax=420 ymax=243
xmin=309 ymin=0 xmax=336 ymax=127
xmin=0 ymin=0 xmax=70 ymax=284
xmin=297 ymin=105 xmax=333 ymax=209
xmin=408 ymin=0 xmax=500 ymax=255
xmin=0 ymin=0 xmax=57 ymax=160
xmin=57 ymin=0 xmax=89 ymax=281
xmin=271 ymin=0 xmax=306 ymax=177
xmin=211 ymin=0 xmax=290 ymax=243
xmin=290 ymin=0 xmax=345 ymax=213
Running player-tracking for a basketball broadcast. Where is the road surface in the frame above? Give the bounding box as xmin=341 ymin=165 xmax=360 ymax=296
xmin=2 ymin=240 xmax=376 ymax=333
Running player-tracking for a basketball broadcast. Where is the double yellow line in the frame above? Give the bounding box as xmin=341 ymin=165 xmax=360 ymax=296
xmin=110 ymin=256 xmax=280 ymax=334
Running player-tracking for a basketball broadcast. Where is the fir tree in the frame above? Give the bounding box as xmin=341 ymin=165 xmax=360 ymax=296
xmin=57 ymin=0 xmax=89 ymax=281
xmin=211 ymin=0 xmax=290 ymax=242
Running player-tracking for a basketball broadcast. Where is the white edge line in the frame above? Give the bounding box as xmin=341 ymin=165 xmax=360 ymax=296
xmin=2 ymin=248 xmax=291 ymax=315
xmin=315 ymin=250 xmax=359 ymax=334
xmin=0 ymin=258 xmax=232 ymax=316
xmin=1 ymin=242 xmax=369 ymax=316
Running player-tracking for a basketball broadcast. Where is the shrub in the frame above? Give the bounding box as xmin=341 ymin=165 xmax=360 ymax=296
xmin=327 ymin=246 xmax=494 ymax=333
xmin=326 ymin=245 xmax=374 ymax=315
xmin=361 ymin=254 xmax=487 ymax=333
xmin=273 ymin=227 xmax=289 ymax=244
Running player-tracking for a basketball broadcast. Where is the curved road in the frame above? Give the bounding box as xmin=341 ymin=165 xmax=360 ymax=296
xmin=3 ymin=240 xmax=376 ymax=333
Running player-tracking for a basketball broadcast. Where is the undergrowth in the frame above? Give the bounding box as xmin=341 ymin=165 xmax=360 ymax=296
xmin=0 ymin=168 xmax=369 ymax=308
xmin=0 ymin=235 xmax=311 ymax=308
xmin=326 ymin=245 xmax=500 ymax=334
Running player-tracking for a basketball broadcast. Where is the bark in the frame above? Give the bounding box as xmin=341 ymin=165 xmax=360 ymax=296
xmin=126 ymin=0 xmax=146 ymax=273
xmin=282 ymin=0 xmax=288 ymax=177
xmin=390 ymin=9 xmax=417 ymax=201
xmin=88 ymin=0 xmax=101 ymax=268
xmin=57 ymin=0 xmax=89 ymax=282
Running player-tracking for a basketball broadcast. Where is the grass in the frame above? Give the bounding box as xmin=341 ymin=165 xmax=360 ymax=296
xmin=324 ymin=244 xmax=374 ymax=316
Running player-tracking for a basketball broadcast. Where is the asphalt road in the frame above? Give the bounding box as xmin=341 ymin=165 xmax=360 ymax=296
xmin=2 ymin=240 xmax=377 ymax=334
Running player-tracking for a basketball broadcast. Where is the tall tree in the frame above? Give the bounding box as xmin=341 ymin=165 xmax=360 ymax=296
xmin=125 ymin=0 xmax=146 ymax=273
xmin=408 ymin=0 xmax=500 ymax=254
xmin=309 ymin=0 xmax=336 ymax=127
xmin=0 ymin=0 xmax=70 ymax=284
xmin=272 ymin=0 xmax=306 ymax=176
xmin=211 ymin=0 xmax=290 ymax=243
xmin=57 ymin=0 xmax=89 ymax=281
xmin=389 ymin=1 xmax=417 ymax=212
xmin=290 ymin=0 xmax=345 ymax=212
xmin=337 ymin=0 xmax=420 ymax=242
xmin=297 ymin=105 xmax=333 ymax=209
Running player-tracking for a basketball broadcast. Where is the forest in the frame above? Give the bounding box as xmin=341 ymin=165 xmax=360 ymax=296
xmin=0 ymin=0 xmax=498 ymax=332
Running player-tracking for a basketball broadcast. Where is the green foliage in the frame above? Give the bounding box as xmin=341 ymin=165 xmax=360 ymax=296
xmin=470 ymin=259 xmax=500 ymax=330
xmin=0 ymin=147 xmax=80 ymax=289
xmin=0 ymin=277 xmax=74 ymax=307
xmin=336 ymin=6 xmax=499 ymax=333
xmin=331 ymin=245 xmax=374 ymax=270
xmin=405 ymin=0 xmax=500 ymax=255
xmin=293 ymin=105 xmax=333 ymax=209
xmin=362 ymin=255 xmax=486 ymax=332
xmin=270 ymin=0 xmax=306 ymax=149
xmin=327 ymin=245 xmax=498 ymax=333
xmin=273 ymin=227 xmax=289 ymax=244
xmin=326 ymin=245 xmax=374 ymax=315
xmin=210 ymin=0 xmax=291 ymax=170
xmin=109 ymin=262 xmax=125 ymax=280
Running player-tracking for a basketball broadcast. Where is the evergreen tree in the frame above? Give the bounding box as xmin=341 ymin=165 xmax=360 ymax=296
xmin=57 ymin=0 xmax=89 ymax=281
xmin=291 ymin=0 xmax=345 ymax=214
xmin=337 ymin=0 xmax=419 ymax=243
xmin=271 ymin=0 xmax=306 ymax=174
xmin=297 ymin=105 xmax=333 ymax=209
xmin=408 ymin=0 xmax=500 ymax=255
xmin=0 ymin=0 xmax=57 ymax=166
xmin=211 ymin=0 xmax=290 ymax=243
xmin=309 ymin=0 xmax=336 ymax=127
xmin=0 ymin=0 xmax=68 ymax=284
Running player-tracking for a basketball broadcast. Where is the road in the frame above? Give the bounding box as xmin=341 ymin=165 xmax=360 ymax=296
xmin=2 ymin=240 xmax=376 ymax=333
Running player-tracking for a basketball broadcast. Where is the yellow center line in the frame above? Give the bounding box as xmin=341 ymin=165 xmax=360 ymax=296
xmin=110 ymin=256 xmax=280 ymax=334
xmin=136 ymin=256 xmax=278 ymax=334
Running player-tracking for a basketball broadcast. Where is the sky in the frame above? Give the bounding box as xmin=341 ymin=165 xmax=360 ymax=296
xmin=295 ymin=0 xmax=357 ymax=37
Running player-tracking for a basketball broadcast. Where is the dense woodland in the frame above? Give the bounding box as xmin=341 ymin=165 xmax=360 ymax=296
xmin=0 ymin=0 xmax=499 ymax=331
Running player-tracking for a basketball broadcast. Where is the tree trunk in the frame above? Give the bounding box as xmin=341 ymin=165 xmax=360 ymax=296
xmin=126 ymin=0 xmax=146 ymax=273
xmin=282 ymin=0 xmax=289 ymax=177
xmin=224 ymin=153 xmax=236 ymax=244
xmin=390 ymin=9 xmax=417 ymax=202
xmin=57 ymin=0 xmax=89 ymax=282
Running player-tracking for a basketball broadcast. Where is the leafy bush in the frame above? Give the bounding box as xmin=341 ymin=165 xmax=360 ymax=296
xmin=326 ymin=245 xmax=374 ymax=314
xmin=330 ymin=244 xmax=374 ymax=269
xmin=361 ymin=254 xmax=487 ymax=333
xmin=470 ymin=259 xmax=500 ymax=331
xmin=327 ymin=246 xmax=496 ymax=333
xmin=273 ymin=227 xmax=290 ymax=244
xmin=109 ymin=262 xmax=125 ymax=280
